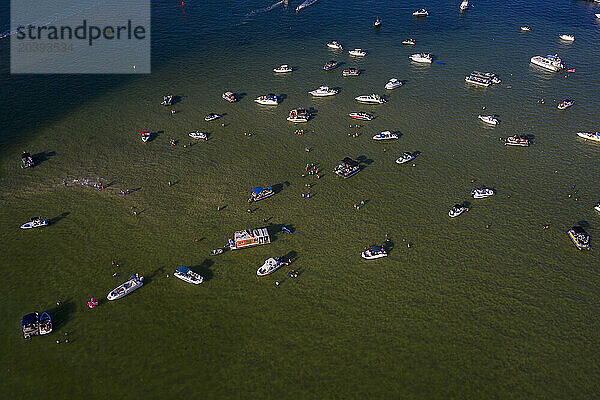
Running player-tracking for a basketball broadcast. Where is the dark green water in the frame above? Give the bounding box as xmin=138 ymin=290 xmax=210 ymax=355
xmin=1 ymin=0 xmax=599 ymax=398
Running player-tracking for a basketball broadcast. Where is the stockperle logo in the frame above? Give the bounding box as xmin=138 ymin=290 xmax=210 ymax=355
xmin=11 ymin=0 xmax=150 ymax=74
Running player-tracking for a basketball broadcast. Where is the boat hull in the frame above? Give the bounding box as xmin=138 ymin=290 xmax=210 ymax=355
xmin=361 ymin=252 xmax=387 ymax=260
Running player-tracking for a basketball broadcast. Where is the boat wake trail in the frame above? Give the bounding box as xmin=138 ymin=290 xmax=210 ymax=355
xmin=245 ymin=0 xmax=285 ymax=17
xmin=295 ymin=0 xmax=318 ymax=13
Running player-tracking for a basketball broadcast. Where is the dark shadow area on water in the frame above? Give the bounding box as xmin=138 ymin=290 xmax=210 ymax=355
xmin=32 ymin=151 xmax=56 ymax=166
xmin=45 ymin=300 xmax=76 ymax=331
xmin=190 ymin=259 xmax=214 ymax=281
xmin=49 ymin=212 xmax=70 ymax=225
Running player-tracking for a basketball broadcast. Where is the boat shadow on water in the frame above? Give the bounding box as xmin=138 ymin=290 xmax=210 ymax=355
xmin=45 ymin=300 xmax=76 ymax=331
xmin=356 ymin=155 xmax=374 ymax=166
xmin=382 ymin=239 xmax=394 ymax=254
xmin=33 ymin=151 xmax=56 ymax=166
xmin=190 ymin=259 xmax=214 ymax=282
xmin=49 ymin=212 xmax=70 ymax=225
xmin=144 ymin=266 xmax=166 ymax=286
xmin=577 ymin=220 xmax=590 ymax=229
xmin=272 ymin=181 xmax=290 ymax=194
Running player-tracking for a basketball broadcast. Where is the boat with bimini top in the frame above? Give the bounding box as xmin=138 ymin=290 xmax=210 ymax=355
xmin=576 ymin=132 xmax=600 ymax=142
xmin=274 ymin=64 xmax=293 ymax=73
xmin=251 ymin=185 xmax=274 ymax=201
xmin=174 ymin=266 xmax=203 ymax=284
xmin=309 ymin=86 xmax=338 ymax=97
xmin=228 ymin=228 xmax=271 ymax=250
xmin=409 ymin=53 xmax=432 ymax=63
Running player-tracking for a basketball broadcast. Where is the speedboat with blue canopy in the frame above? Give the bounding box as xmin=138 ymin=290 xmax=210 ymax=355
xmin=251 ymin=185 xmax=274 ymax=201
xmin=174 ymin=266 xmax=204 ymax=284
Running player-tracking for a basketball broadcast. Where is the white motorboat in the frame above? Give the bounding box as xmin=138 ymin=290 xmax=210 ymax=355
xmin=343 ymin=68 xmax=360 ymax=76
xmin=204 ymin=113 xmax=222 ymax=121
xmin=412 ymin=9 xmax=428 ymax=17
xmin=287 ymin=108 xmax=310 ymax=123
xmin=309 ymin=86 xmax=338 ymax=97
xmin=594 ymin=202 xmax=600 ymax=213
xmin=409 ymin=53 xmax=432 ymax=63
xmin=189 ymin=131 xmax=209 ymax=140
xmin=505 ymin=135 xmax=530 ymax=147
xmin=449 ymin=204 xmax=466 ymax=218
xmin=141 ymin=130 xmax=151 ymax=142
xmin=222 ymin=91 xmax=236 ymax=102
xmin=557 ymin=100 xmax=574 ymax=110
xmin=396 ymin=152 xmax=415 ymax=164
xmin=530 ymin=54 xmax=564 ymax=72
xmin=478 ymin=115 xmax=498 ymax=125
xmin=107 ymin=274 xmax=144 ymax=300
xmin=274 ymin=64 xmax=293 ymax=73
xmin=402 ymin=38 xmax=415 ymax=45
xmin=256 ymin=257 xmax=286 ymax=276
xmin=349 ymin=48 xmax=367 ymax=57
xmin=327 ymin=41 xmax=343 ymax=50
xmin=559 ymin=34 xmax=575 ymax=42
xmin=460 ymin=0 xmax=469 ymax=11
xmin=174 ymin=266 xmax=203 ymax=285
xmin=255 ymin=94 xmax=279 ymax=105
xmin=596 ymin=14 xmax=600 ymax=19
xmin=361 ymin=245 xmax=388 ymax=260
xmin=20 ymin=217 xmax=48 ymax=230
xmin=576 ymin=132 xmax=600 ymax=142
xmin=348 ymin=112 xmax=374 ymax=121
xmin=385 ymin=78 xmax=402 ymax=90
xmin=373 ymin=131 xmax=398 ymax=141
xmin=38 ymin=312 xmax=52 ymax=335
xmin=520 ymin=26 xmax=531 ymax=31
xmin=465 ymin=71 xmax=500 ymax=87
xmin=374 ymin=18 xmax=382 ymax=27
xmin=355 ymin=94 xmax=386 ymax=104
xmin=471 ymin=188 xmax=495 ymax=199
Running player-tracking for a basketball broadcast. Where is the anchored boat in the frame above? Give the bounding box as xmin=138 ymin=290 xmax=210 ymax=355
xmin=107 ymin=274 xmax=144 ymax=300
